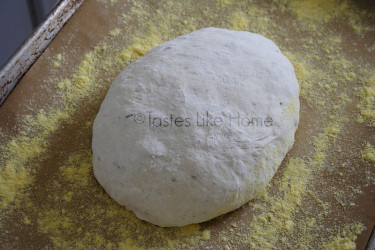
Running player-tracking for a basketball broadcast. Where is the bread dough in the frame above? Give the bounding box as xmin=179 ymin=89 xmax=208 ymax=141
xmin=92 ymin=27 xmax=300 ymax=227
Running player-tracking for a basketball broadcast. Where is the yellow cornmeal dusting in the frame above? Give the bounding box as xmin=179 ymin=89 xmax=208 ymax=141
xmin=217 ymin=0 xmax=234 ymax=7
xmin=0 ymin=40 xmax=112 ymax=209
xmin=0 ymin=109 xmax=69 ymax=209
xmin=362 ymin=142 xmax=375 ymax=163
xmin=34 ymin=150 xmax=205 ymax=249
xmin=245 ymin=158 xmax=310 ymax=248
xmin=231 ymin=11 xmax=249 ymax=31
xmin=288 ymin=0 xmax=373 ymax=35
xmin=202 ymin=229 xmax=211 ymax=240
xmin=53 ymin=54 xmax=64 ymax=67
xmin=0 ymin=0 xmax=374 ymax=249
xmin=322 ymin=223 xmax=365 ymax=250
xmin=109 ymin=28 xmax=121 ymax=37
xmin=357 ymin=73 xmax=375 ymax=125
xmin=290 ymin=0 xmax=349 ymax=28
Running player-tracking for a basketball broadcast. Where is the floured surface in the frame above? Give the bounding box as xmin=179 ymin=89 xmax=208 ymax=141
xmin=93 ymin=28 xmax=299 ymax=227
xmin=0 ymin=0 xmax=374 ymax=249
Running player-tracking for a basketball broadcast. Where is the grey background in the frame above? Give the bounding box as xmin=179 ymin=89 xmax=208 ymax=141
xmin=0 ymin=0 xmax=59 ymax=69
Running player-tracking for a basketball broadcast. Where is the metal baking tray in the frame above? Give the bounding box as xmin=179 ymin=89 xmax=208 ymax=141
xmin=0 ymin=0 xmax=84 ymax=106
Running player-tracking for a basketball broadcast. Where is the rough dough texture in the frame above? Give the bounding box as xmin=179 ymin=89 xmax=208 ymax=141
xmin=92 ymin=27 xmax=300 ymax=227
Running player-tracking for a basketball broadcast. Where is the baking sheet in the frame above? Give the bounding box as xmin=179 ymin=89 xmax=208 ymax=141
xmin=0 ymin=0 xmax=374 ymax=248
xmin=0 ymin=0 xmax=84 ymax=106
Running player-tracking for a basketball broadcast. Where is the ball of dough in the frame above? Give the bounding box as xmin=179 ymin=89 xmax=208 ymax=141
xmin=92 ymin=27 xmax=299 ymax=227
